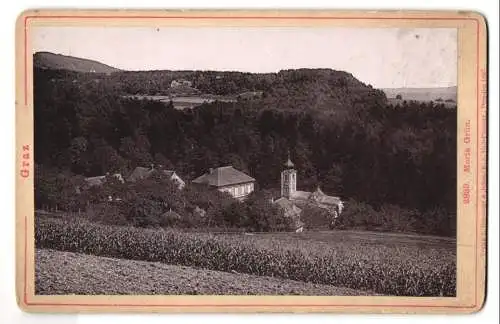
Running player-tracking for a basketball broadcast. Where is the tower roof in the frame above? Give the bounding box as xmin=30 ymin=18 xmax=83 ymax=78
xmin=284 ymin=151 xmax=295 ymax=168
xmin=284 ymin=158 xmax=295 ymax=168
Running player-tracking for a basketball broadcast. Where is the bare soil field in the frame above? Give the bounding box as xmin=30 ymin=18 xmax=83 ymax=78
xmin=35 ymin=248 xmax=374 ymax=296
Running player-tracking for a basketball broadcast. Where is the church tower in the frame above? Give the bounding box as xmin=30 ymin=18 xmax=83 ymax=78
xmin=281 ymin=153 xmax=297 ymax=199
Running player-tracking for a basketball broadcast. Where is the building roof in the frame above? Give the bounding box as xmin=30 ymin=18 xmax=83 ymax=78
xmin=84 ymin=175 xmax=107 ymax=187
xmin=288 ymin=188 xmax=341 ymax=206
xmin=291 ymin=190 xmax=312 ymax=201
xmin=284 ymin=157 xmax=295 ymax=169
xmin=127 ymin=166 xmax=180 ymax=183
xmin=127 ymin=167 xmax=154 ymax=182
xmin=192 ymin=166 xmax=255 ymax=187
xmin=274 ymin=197 xmax=302 ymax=216
xmin=309 ymin=187 xmax=342 ymax=205
xmin=163 ymin=170 xmax=176 ymax=178
xmin=84 ymin=173 xmax=124 ymax=187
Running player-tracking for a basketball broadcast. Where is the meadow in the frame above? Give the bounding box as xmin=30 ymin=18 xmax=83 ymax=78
xmin=122 ymin=94 xmax=236 ymax=110
xmin=35 ymin=217 xmax=456 ymax=296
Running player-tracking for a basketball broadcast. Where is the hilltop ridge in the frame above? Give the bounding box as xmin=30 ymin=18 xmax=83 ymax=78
xmin=34 ymin=52 xmax=121 ymax=74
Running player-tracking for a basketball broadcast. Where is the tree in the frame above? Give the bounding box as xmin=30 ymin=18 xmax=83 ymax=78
xmin=119 ymin=135 xmax=152 ymax=167
xmin=242 ymin=191 xmax=291 ymax=232
xmin=33 ymin=67 xmax=457 ymax=236
xmin=322 ymin=163 xmax=344 ymax=195
xmin=34 ymin=165 xmax=83 ymax=212
xmin=221 ymin=153 xmax=249 ymax=174
xmin=91 ymin=140 xmax=127 ymax=175
xmin=153 ymin=153 xmax=175 ymax=170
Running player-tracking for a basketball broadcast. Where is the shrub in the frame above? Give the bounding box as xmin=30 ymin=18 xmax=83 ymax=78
xmin=336 ymin=199 xmax=381 ymax=229
xmin=217 ymin=192 xmax=293 ymax=232
xmin=420 ymin=207 xmax=457 ymax=237
xmin=125 ymin=197 xmax=164 ymax=227
xmin=300 ymin=205 xmax=333 ymax=230
xmin=88 ymin=202 xmax=128 ymax=226
xmin=335 ymin=199 xmax=456 ymax=237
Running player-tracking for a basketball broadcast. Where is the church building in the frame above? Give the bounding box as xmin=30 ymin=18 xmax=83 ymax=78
xmin=273 ymin=155 xmax=344 ymax=231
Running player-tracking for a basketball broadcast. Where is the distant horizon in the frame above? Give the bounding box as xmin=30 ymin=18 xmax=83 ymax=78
xmin=34 ymin=50 xmax=458 ymax=91
xmin=32 ymin=27 xmax=458 ymax=88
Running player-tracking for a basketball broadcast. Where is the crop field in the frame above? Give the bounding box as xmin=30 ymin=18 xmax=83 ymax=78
xmin=35 ymin=217 xmax=456 ymax=296
xmin=217 ymin=230 xmax=455 ymax=251
xmin=36 ymin=249 xmax=374 ymax=295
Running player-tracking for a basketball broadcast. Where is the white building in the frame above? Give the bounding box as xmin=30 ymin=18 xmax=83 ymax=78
xmin=170 ymin=79 xmax=193 ymax=88
xmin=191 ymin=166 xmax=256 ymax=200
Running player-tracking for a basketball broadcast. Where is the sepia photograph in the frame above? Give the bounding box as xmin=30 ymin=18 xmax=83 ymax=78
xmin=14 ymin=10 xmax=487 ymax=313
xmin=31 ymin=24 xmax=458 ymax=297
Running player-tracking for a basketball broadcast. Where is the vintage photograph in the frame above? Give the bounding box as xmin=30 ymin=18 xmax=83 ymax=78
xmin=31 ymin=24 xmax=459 ymax=298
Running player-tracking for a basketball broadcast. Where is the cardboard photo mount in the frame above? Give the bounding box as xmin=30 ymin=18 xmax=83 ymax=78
xmin=15 ymin=9 xmax=488 ymax=314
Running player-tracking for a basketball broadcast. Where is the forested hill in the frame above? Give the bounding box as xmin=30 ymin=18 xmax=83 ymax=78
xmin=34 ymin=52 xmax=121 ymax=74
xmin=34 ymin=65 xmax=457 ymax=225
xmin=110 ymin=68 xmax=387 ymax=114
xmin=33 ymin=52 xmax=387 ymax=115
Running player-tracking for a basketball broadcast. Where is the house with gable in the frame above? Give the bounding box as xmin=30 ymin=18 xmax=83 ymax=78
xmin=127 ymin=164 xmax=185 ymax=190
xmin=170 ymin=79 xmax=193 ymax=88
xmin=191 ymin=166 xmax=256 ymax=201
xmin=76 ymin=173 xmax=124 ymax=192
xmin=75 ymin=173 xmax=125 ymax=202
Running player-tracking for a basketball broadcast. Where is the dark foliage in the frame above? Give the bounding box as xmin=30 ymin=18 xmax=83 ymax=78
xmin=34 ymin=67 xmax=457 ymax=236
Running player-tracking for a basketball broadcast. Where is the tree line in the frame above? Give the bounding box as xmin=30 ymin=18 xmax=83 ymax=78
xmin=34 ymin=67 xmax=457 ymax=236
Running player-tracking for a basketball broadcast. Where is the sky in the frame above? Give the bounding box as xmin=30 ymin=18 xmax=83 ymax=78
xmin=32 ymin=26 xmax=457 ymax=88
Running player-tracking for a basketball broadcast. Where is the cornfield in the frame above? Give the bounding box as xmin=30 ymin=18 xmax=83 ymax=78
xmin=35 ymin=218 xmax=456 ymax=296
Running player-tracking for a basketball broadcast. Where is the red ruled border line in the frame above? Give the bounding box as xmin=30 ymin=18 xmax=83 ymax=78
xmin=23 ymin=14 xmax=483 ymax=309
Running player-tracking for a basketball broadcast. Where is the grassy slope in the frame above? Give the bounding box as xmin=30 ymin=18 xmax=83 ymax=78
xmin=34 ymin=52 xmax=121 ymax=74
xmin=35 ymin=249 xmax=374 ymax=296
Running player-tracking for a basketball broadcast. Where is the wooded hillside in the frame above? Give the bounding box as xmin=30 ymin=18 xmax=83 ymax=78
xmin=34 ymin=65 xmax=457 ymax=236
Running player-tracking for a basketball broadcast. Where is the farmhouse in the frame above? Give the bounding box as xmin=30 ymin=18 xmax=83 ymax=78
xmin=73 ymin=173 xmax=125 ymax=202
xmin=273 ymin=156 xmax=344 ymax=230
xmin=191 ymin=166 xmax=256 ymax=201
xmin=127 ymin=165 xmax=185 ymax=190
xmin=170 ymin=79 xmax=193 ymax=88
xmin=77 ymin=173 xmax=125 ymax=193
